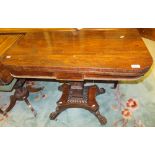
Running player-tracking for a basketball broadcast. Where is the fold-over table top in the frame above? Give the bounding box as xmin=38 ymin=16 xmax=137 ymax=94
xmin=0 ymin=28 xmax=153 ymax=81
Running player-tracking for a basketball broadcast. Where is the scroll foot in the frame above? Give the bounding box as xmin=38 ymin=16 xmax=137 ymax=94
xmin=94 ymin=110 xmax=107 ymax=125
xmin=97 ymin=88 xmax=105 ymax=95
xmin=49 ymin=111 xmax=60 ymax=120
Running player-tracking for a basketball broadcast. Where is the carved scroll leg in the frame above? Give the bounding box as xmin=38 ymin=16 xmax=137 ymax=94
xmin=96 ymin=87 xmax=105 ymax=96
xmin=49 ymin=106 xmax=65 ymax=120
xmin=24 ymin=98 xmax=37 ymax=117
xmin=93 ymin=110 xmax=107 ymax=125
xmin=0 ymin=108 xmax=3 ymax=114
xmin=50 ymin=83 xmax=70 ymax=120
xmin=0 ymin=108 xmax=5 ymax=115
xmin=4 ymin=95 xmax=17 ymax=114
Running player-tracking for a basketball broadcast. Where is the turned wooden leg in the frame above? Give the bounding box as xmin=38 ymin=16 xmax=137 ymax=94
xmin=50 ymin=82 xmax=107 ymax=125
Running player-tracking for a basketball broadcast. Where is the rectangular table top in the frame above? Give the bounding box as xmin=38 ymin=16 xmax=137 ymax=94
xmin=0 ymin=28 xmax=153 ymax=82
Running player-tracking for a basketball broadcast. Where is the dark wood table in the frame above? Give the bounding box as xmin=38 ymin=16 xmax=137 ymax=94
xmin=0 ymin=28 xmax=153 ymax=124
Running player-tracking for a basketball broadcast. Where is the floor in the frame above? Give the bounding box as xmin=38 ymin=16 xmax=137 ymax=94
xmin=0 ymin=38 xmax=155 ymax=127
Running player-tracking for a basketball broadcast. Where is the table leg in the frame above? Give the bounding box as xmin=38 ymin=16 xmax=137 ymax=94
xmin=4 ymin=95 xmax=17 ymax=114
xmin=0 ymin=108 xmax=5 ymax=115
xmin=4 ymin=79 xmax=43 ymax=117
xmin=50 ymin=82 xmax=107 ymax=125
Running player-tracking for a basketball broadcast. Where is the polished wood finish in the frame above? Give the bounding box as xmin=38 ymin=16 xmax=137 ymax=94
xmin=0 ymin=34 xmax=23 ymax=56
xmin=50 ymin=82 xmax=107 ymax=125
xmin=0 ymin=34 xmax=24 ymax=115
xmin=0 ymin=28 xmax=76 ymax=33
xmin=0 ymin=33 xmax=23 ymax=84
xmin=0 ymin=28 xmax=153 ymax=124
xmin=0 ymin=28 xmax=153 ymax=82
xmin=138 ymin=28 xmax=155 ymax=41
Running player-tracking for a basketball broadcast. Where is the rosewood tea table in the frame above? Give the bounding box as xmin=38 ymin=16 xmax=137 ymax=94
xmin=0 ymin=28 xmax=153 ymax=124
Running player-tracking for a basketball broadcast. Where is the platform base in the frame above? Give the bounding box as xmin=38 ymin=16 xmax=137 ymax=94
xmin=50 ymin=82 xmax=107 ymax=125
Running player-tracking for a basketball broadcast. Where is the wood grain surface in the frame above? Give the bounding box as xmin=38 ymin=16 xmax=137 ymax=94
xmin=0 ymin=34 xmax=23 ymax=84
xmin=138 ymin=28 xmax=155 ymax=41
xmin=0 ymin=28 xmax=153 ymax=81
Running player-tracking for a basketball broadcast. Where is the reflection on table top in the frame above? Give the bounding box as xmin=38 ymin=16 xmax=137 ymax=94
xmin=0 ymin=28 xmax=153 ymax=81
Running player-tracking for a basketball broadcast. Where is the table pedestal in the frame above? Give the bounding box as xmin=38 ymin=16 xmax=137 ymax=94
xmin=3 ymin=79 xmax=43 ymax=117
xmin=50 ymin=82 xmax=107 ymax=125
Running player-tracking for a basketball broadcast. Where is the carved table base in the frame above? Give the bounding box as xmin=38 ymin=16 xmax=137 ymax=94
xmin=2 ymin=79 xmax=43 ymax=117
xmin=50 ymin=82 xmax=107 ymax=125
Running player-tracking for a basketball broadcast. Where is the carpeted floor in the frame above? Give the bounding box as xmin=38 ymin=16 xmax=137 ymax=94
xmin=0 ymin=38 xmax=155 ymax=127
